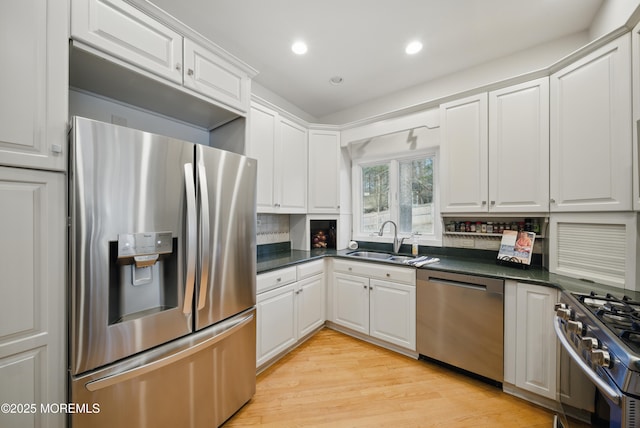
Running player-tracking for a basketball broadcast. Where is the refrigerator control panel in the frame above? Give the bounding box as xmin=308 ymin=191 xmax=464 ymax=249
xmin=117 ymin=232 xmax=173 ymax=259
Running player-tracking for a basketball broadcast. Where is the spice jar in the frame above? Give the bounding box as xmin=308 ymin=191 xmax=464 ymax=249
xmin=486 ymin=222 xmax=494 ymax=234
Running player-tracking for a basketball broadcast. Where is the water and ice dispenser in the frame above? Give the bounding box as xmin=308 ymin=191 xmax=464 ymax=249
xmin=109 ymin=232 xmax=178 ymax=324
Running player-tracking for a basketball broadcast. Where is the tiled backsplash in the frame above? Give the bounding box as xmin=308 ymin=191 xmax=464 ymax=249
xmin=256 ymin=214 xmax=290 ymax=245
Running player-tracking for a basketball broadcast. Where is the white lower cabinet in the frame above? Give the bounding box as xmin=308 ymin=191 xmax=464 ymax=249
xmin=504 ymin=281 xmax=557 ymax=400
xmin=256 ymin=260 xmax=325 ymax=368
xmin=331 ymin=259 xmax=416 ymax=351
xmin=0 ymin=168 xmax=66 ymax=428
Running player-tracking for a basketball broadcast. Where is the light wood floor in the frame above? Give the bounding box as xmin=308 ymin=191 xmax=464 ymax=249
xmin=223 ymin=328 xmax=568 ymax=427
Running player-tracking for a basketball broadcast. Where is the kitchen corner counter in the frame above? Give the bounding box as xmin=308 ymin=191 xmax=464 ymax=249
xmin=257 ymin=246 xmax=634 ymax=299
xmin=257 ymin=248 xmax=336 ymax=274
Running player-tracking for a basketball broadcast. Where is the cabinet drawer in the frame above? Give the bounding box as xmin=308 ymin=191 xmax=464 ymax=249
xmin=257 ymin=267 xmax=297 ymax=294
xmin=296 ymin=259 xmax=324 ymax=280
xmin=333 ymin=259 xmax=415 ymax=285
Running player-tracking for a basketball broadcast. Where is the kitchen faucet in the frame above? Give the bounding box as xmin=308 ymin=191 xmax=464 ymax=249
xmin=378 ymin=220 xmax=406 ymax=254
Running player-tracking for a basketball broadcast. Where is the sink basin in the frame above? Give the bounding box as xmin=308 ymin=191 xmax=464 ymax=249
xmin=346 ymin=251 xmax=417 ymax=264
xmin=346 ymin=251 xmax=393 ymax=260
xmin=387 ymin=255 xmax=414 ymax=263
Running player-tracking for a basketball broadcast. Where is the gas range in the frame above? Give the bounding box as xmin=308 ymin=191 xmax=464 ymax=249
xmin=557 ymin=291 xmax=640 ymax=397
xmin=555 ymin=290 xmax=640 ymax=428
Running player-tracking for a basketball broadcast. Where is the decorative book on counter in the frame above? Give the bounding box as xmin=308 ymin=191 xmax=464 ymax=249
xmin=497 ymin=230 xmax=535 ymax=268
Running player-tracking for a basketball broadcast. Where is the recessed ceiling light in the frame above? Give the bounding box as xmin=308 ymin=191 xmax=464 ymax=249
xmin=291 ymin=41 xmax=308 ymax=55
xmin=329 ymin=76 xmax=344 ymax=85
xmin=405 ymin=41 xmax=423 ymax=55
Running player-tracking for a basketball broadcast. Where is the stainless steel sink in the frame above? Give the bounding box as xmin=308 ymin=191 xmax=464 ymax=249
xmin=346 ymin=251 xmax=416 ymax=264
xmin=346 ymin=251 xmax=393 ymax=260
xmin=387 ymin=255 xmax=414 ymax=263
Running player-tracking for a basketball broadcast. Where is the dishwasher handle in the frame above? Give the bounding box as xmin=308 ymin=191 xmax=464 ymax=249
xmin=419 ymin=271 xmax=504 ymax=295
xmin=427 ymin=277 xmax=489 ymax=292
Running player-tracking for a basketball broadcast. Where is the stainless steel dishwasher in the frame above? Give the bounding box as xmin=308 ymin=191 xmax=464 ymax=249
xmin=417 ymin=270 xmax=504 ymax=383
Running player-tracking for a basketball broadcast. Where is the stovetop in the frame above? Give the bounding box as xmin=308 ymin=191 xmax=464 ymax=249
xmin=573 ymin=291 xmax=640 ymax=355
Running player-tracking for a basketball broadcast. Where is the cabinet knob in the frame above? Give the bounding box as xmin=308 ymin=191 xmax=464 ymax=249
xmin=386 ymin=273 xmax=390 ymax=277
xmin=175 ymin=63 xmax=182 ymax=71
xmin=481 ymin=201 xmax=487 ymax=206
xmin=550 ymin=198 xmax=556 ymax=204
xmin=187 ymin=68 xmax=194 ymax=76
xmin=490 ymin=201 xmax=496 ymax=206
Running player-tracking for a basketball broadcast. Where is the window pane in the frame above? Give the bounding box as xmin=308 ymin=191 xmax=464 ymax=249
xmin=361 ymin=164 xmax=389 ymax=233
xmin=398 ymin=157 xmax=434 ymax=234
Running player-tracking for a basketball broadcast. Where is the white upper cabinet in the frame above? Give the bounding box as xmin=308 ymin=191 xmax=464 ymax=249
xmin=632 ymin=22 xmax=640 ymax=211
xmin=441 ymin=78 xmax=550 ymax=214
xmin=550 ymin=34 xmax=632 ymax=212
xmin=488 ymin=78 xmax=550 ymax=212
xmin=249 ymin=103 xmax=277 ymax=211
xmin=277 ymin=118 xmax=308 ymax=212
xmin=70 ymin=0 xmax=252 ymax=115
xmin=0 ymin=0 xmax=67 ymax=171
xmin=308 ymin=130 xmax=341 ymax=213
xmin=440 ymin=93 xmax=489 ymax=213
xmin=71 ymin=0 xmax=183 ymax=84
xmin=247 ymin=101 xmax=307 ymax=213
xmin=183 ymin=39 xmax=250 ymax=112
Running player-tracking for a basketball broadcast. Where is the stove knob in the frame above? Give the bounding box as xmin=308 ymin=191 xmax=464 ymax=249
xmin=581 ymin=337 xmax=598 ymax=350
xmin=567 ymin=320 xmax=583 ymax=334
xmin=591 ymin=349 xmax=611 ymax=368
xmin=556 ymin=308 xmax=572 ymax=320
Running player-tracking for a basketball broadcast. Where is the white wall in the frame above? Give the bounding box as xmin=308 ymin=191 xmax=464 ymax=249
xmin=319 ymin=32 xmax=589 ymax=125
xmin=590 ymin=0 xmax=640 ymax=40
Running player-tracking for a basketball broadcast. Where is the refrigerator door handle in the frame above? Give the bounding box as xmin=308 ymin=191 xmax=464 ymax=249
xmin=83 ymin=311 xmax=255 ymax=392
xmin=197 ymin=163 xmax=210 ymax=310
xmin=183 ymin=163 xmax=197 ymax=314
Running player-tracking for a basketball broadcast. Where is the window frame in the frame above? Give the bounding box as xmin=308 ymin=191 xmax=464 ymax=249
xmin=352 ymin=149 xmax=441 ymax=247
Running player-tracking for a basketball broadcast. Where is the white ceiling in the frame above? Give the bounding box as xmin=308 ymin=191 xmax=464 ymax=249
xmin=148 ymin=0 xmax=604 ymax=120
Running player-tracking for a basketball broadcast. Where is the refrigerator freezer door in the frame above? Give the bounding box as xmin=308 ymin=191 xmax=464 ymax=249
xmin=71 ymin=308 xmax=256 ymax=428
xmin=70 ymin=117 xmax=194 ymax=375
xmin=195 ymin=145 xmax=257 ymax=330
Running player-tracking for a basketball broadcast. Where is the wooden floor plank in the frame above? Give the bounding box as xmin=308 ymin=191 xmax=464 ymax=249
xmin=224 ymin=328 xmax=573 ymax=427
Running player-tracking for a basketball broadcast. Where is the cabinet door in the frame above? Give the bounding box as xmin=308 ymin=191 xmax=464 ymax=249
xmin=440 ymin=93 xmax=489 ymax=212
xmin=248 ymin=103 xmax=277 ymax=212
xmin=0 ymin=168 xmax=65 ymax=428
xmin=256 ymin=284 xmax=297 ymax=367
xmin=489 ymin=78 xmax=549 ymax=212
xmin=514 ymin=283 xmax=557 ymax=400
xmin=0 ymin=0 xmax=67 ymax=171
xmin=369 ymin=279 xmax=416 ymax=350
xmin=308 ymin=130 xmax=341 ymax=213
xmin=183 ymin=39 xmax=249 ymax=113
xmin=71 ymin=0 xmax=183 ymax=84
xmin=277 ymin=118 xmax=307 ymax=213
xmin=633 ymin=21 xmax=640 ymax=211
xmin=550 ymin=34 xmax=632 ymax=212
xmin=297 ymin=274 xmax=326 ymax=338
xmin=331 ymin=273 xmax=369 ymax=335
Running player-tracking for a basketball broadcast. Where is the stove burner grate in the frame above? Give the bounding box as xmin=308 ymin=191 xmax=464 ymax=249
xmin=574 ymin=291 xmax=640 ymax=354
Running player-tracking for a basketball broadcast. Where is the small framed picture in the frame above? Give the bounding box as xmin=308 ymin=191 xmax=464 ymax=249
xmin=497 ymin=230 xmax=535 ymax=266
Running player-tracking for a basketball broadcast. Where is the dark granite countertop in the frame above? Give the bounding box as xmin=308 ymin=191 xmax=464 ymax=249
xmin=257 ymin=243 xmax=636 ymax=299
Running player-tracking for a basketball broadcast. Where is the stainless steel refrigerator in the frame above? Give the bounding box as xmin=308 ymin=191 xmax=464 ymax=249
xmin=68 ymin=116 xmax=257 ymax=428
